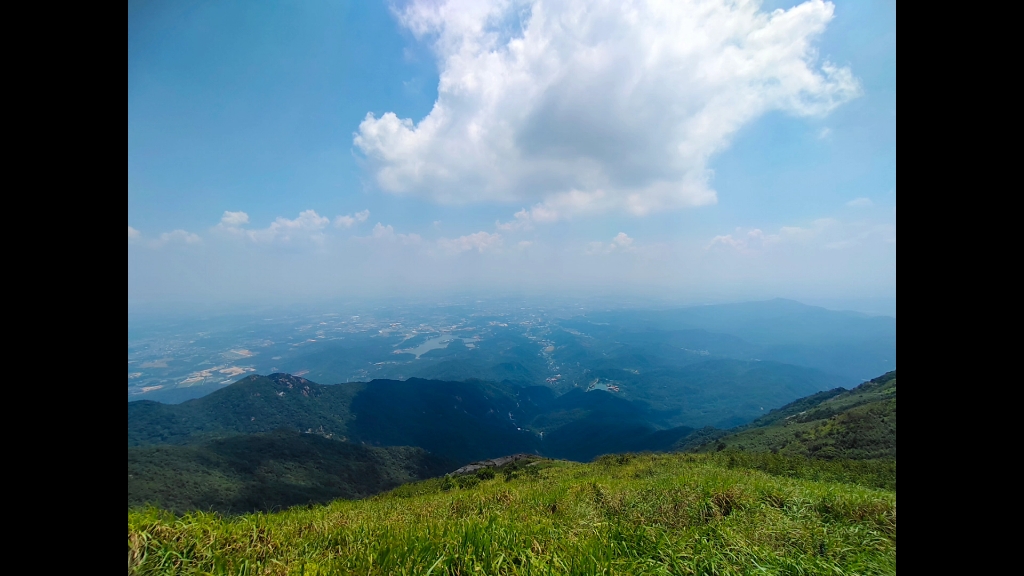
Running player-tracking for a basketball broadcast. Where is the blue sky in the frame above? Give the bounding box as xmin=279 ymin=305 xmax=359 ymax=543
xmin=128 ymin=0 xmax=895 ymax=311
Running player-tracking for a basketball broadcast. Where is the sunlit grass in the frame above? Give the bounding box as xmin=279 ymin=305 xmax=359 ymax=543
xmin=128 ymin=453 xmax=896 ymax=575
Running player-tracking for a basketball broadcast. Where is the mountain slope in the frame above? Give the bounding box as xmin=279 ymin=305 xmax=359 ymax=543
xmin=129 ymin=452 xmax=896 ymax=575
xmin=601 ymin=358 xmax=850 ymax=428
xmin=128 ymin=430 xmax=451 ymax=514
xmin=344 ymin=378 xmax=539 ymax=463
xmin=127 ymin=373 xmax=363 ymax=446
xmin=695 ymin=371 xmax=897 ymax=459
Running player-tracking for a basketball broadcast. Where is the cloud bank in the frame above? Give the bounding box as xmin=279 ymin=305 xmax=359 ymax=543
xmin=129 ymin=206 xmax=895 ymax=305
xmin=355 ymin=0 xmax=859 ymax=221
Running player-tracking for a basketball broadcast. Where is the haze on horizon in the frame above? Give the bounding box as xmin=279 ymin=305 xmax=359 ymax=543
xmin=128 ymin=0 xmax=896 ymax=313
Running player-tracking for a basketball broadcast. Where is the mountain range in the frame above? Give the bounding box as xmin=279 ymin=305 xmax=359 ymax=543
xmin=128 ymin=367 xmax=895 ymax=513
xmin=129 ymin=357 xmax=846 ymax=460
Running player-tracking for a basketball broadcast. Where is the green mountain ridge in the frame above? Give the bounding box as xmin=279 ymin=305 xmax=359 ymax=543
xmin=693 ymin=370 xmax=896 ymax=459
xmin=127 ymin=369 xmax=895 ymax=516
xmin=129 ymin=360 xmax=844 ymax=464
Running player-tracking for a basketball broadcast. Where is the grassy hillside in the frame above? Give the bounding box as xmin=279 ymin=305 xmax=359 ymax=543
xmin=129 ymin=430 xmax=452 ymax=514
xmin=128 ymin=452 xmax=896 ymax=575
xmin=694 ymin=371 xmax=896 ymax=459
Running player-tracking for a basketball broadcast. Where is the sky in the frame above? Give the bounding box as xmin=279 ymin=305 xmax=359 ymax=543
xmin=128 ymin=0 xmax=896 ymax=313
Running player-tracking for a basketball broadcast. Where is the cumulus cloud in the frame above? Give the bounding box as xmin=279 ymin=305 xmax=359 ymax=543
xmin=497 ymin=190 xmax=609 ymax=229
xmin=846 ymin=197 xmax=873 ymax=208
xmin=356 ymin=0 xmax=859 ymax=221
xmin=335 ymin=209 xmax=371 ymax=228
xmin=152 ymin=229 xmax=202 ymax=248
xmin=217 ymin=209 xmax=330 ymax=244
xmin=588 ymin=232 xmax=636 ymax=254
xmin=128 ymin=226 xmax=141 ymax=241
xmin=707 ymin=228 xmax=770 ymax=251
xmin=438 ymin=231 xmax=503 ymax=253
xmin=219 ymin=211 xmax=250 ymax=227
xmin=257 ymin=210 xmax=330 ymax=243
xmin=365 ymin=223 xmax=422 ymax=245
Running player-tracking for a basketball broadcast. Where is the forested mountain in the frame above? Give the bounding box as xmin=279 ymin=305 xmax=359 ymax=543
xmin=129 ymin=361 xmax=845 ymax=463
xmin=129 ymin=430 xmax=451 ymax=514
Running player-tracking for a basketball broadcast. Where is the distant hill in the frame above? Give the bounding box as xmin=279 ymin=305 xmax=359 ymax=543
xmin=129 ymin=429 xmax=451 ymax=514
xmin=129 ymin=299 xmax=892 ymax=405
xmin=129 ymin=361 xmax=844 ymax=464
xmin=692 ymin=371 xmax=896 ymax=459
xmin=128 ymin=374 xmax=363 ymax=445
xmin=583 ymin=358 xmax=849 ymax=428
xmin=128 ymin=373 xmax=537 ymax=464
xmin=573 ymin=299 xmax=896 ymax=381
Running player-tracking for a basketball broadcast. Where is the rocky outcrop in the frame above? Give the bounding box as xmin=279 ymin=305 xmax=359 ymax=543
xmin=449 ymin=453 xmax=539 ymax=476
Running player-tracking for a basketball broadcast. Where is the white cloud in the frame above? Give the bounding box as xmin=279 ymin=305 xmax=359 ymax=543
xmin=438 ymin=231 xmax=503 ymax=253
xmin=587 ymin=232 xmax=637 ymax=254
xmin=777 ymin=219 xmax=834 ymax=243
xmin=217 ymin=209 xmax=330 ymax=244
xmin=818 ymin=127 xmax=832 ymax=139
xmin=705 ymin=218 xmax=892 ymax=252
xmin=496 ymin=209 xmax=534 ymax=232
xmin=846 ymin=197 xmax=873 ymax=208
xmin=707 ymin=228 xmax=770 ymax=252
xmin=498 ymin=190 xmax=611 ymax=229
xmin=219 ymin=211 xmax=250 ymax=228
xmin=356 ymin=0 xmax=859 ymax=221
xmin=128 ymin=226 xmax=141 ymax=241
xmin=151 ymin=229 xmax=202 ymax=248
xmin=611 ymin=232 xmax=634 ymax=249
xmin=335 ymin=209 xmax=371 ymax=228
xmin=365 ymin=223 xmax=422 ymax=245
xmin=259 ymin=210 xmax=330 ymax=243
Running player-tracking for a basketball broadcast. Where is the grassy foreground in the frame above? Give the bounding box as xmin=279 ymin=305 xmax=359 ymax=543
xmin=128 ymin=453 xmax=895 ymax=575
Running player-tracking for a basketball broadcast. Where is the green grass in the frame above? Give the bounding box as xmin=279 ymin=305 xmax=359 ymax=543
xmin=128 ymin=452 xmax=896 ymax=575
